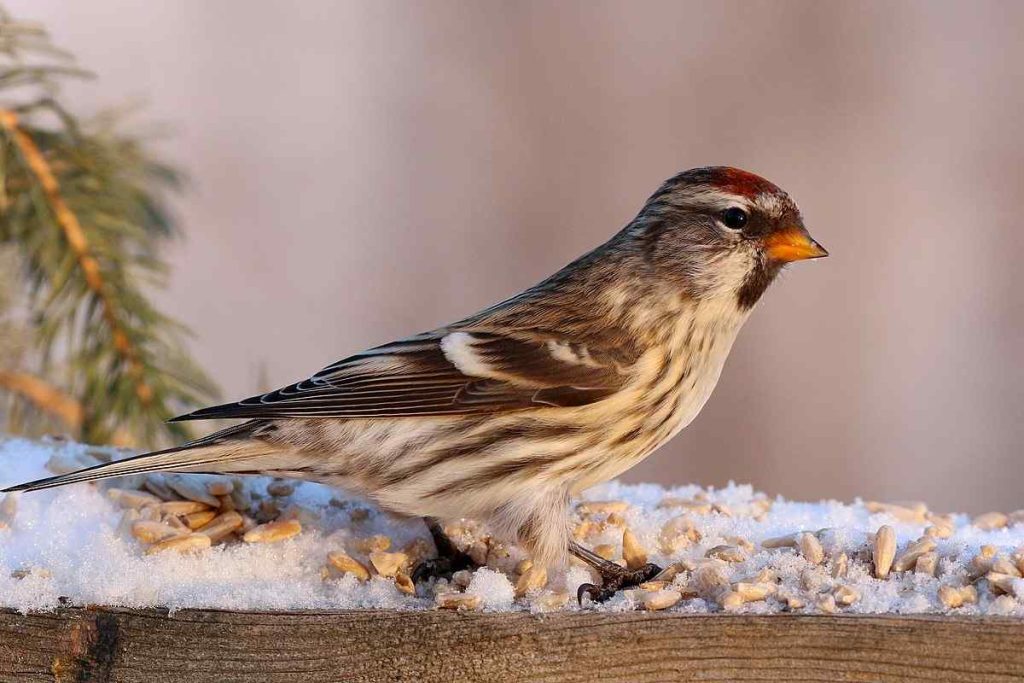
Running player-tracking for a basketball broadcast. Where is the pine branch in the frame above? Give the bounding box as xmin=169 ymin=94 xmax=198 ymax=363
xmin=0 ymin=368 xmax=82 ymax=429
xmin=0 ymin=7 xmax=219 ymax=447
xmin=0 ymin=109 xmax=154 ymax=405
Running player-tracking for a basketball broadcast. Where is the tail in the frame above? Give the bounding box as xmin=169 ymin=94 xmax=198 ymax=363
xmin=1 ymin=420 xmax=277 ymax=494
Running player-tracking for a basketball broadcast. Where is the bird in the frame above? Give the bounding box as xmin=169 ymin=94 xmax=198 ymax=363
xmin=3 ymin=166 xmax=826 ymax=602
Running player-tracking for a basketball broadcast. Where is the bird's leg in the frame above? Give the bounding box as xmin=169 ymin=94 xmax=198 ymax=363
xmin=412 ymin=517 xmax=480 ymax=584
xmin=571 ymin=541 xmax=662 ymax=604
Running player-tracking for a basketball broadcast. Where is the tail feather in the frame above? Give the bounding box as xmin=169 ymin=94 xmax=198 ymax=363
xmin=1 ymin=420 xmax=274 ymax=494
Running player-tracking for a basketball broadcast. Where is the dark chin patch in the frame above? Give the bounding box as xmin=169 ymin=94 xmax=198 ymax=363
xmin=736 ymin=259 xmax=783 ymax=310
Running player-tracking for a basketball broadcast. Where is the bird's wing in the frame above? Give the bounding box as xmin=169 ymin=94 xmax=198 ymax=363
xmin=171 ymin=330 xmax=631 ymax=421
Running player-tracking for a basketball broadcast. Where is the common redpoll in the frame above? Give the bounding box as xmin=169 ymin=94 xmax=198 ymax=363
xmin=5 ymin=166 xmax=826 ymax=601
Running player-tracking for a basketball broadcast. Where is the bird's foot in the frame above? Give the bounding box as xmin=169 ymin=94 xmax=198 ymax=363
xmin=411 ymin=548 xmax=478 ymax=584
xmin=413 ymin=517 xmax=481 ymax=584
xmin=577 ymin=562 xmax=663 ymax=604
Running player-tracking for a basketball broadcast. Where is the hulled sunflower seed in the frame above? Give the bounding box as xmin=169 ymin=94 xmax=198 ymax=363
xmin=986 ymin=572 xmax=1018 ymax=596
xmin=576 ymin=500 xmax=629 ymax=516
xmin=159 ymin=501 xmax=212 ymax=516
xmin=893 ymin=537 xmax=937 ymax=572
xmin=145 ymin=534 xmax=211 ymax=555
xmin=435 ymin=592 xmax=481 ymax=610
xmin=817 ymin=594 xmax=838 ymax=613
xmin=761 ymin=533 xmax=800 ymax=549
xmin=196 ymin=510 xmax=244 ymax=542
xmin=657 ymin=498 xmax=713 ymax=515
xmin=831 ymin=552 xmax=849 ymax=579
xmin=354 ymin=535 xmax=392 ymax=554
xmin=659 ymin=514 xmax=700 ymax=553
xmin=706 ymin=545 xmax=746 ymax=563
xmin=925 ymin=522 xmax=954 ymax=539
xmin=693 ymin=564 xmax=730 ymax=598
xmin=915 ymin=552 xmax=938 ymax=577
xmin=641 ymin=589 xmax=682 ymax=611
xmin=991 ymin=558 xmax=1021 ymax=578
xmin=873 ymin=525 xmax=896 ymax=578
xmin=515 ymin=565 xmax=548 ymax=598
xmin=369 ymin=551 xmax=408 ymax=578
xmin=733 ymin=581 xmax=775 ymax=602
xmin=327 ymin=551 xmax=370 ymax=581
xmin=132 ymin=520 xmax=186 ymax=544
xmin=798 ymin=532 xmax=825 ymax=565
xmin=622 ymin=529 xmax=648 ymax=570
xmin=394 ymin=572 xmax=415 ymax=595
xmin=534 ymin=591 xmax=570 ymax=611
xmin=938 ymin=584 xmax=977 ymax=608
xmin=865 ymin=501 xmax=927 ymax=523
xmin=184 ymin=510 xmax=217 ymax=530
xmin=107 ymin=488 xmax=163 ymax=509
xmin=242 ymin=519 xmax=302 ymax=544
xmin=973 ymin=512 xmax=1009 ymax=531
xmin=833 ymin=584 xmax=860 ymax=606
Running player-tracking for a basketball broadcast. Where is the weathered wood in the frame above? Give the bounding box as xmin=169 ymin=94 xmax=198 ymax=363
xmin=0 ymin=608 xmax=1022 ymax=682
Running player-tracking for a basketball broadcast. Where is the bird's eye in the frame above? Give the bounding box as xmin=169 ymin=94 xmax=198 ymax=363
xmin=720 ymin=207 xmax=749 ymax=230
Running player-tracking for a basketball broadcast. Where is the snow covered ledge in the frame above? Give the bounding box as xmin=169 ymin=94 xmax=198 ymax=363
xmin=1 ymin=436 xmax=1024 ymax=681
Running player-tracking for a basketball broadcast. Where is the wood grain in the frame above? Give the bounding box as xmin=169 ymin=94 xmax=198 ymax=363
xmin=0 ymin=608 xmax=1022 ymax=682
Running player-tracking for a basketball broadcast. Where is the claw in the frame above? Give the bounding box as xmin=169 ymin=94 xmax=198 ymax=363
xmin=577 ymin=583 xmax=602 ymax=605
xmin=576 ymin=562 xmax=664 ymax=605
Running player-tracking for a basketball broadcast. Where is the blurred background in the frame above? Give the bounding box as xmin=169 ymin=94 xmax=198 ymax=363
xmin=6 ymin=0 xmax=1023 ymax=512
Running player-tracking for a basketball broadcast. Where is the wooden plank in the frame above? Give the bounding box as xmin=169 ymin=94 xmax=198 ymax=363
xmin=0 ymin=608 xmax=1022 ymax=682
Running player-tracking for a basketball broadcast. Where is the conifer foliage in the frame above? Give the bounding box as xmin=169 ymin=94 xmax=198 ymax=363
xmin=0 ymin=10 xmax=217 ymax=446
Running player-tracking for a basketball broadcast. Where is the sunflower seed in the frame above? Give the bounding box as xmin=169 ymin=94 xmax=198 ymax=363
xmin=435 ymin=592 xmax=481 ymax=610
xmin=131 ymin=520 xmax=185 ymax=544
xmin=761 ymin=532 xmax=800 ymax=549
xmin=798 ymin=532 xmax=824 ymax=565
xmin=576 ymin=500 xmax=629 ymax=516
xmin=183 ymin=510 xmax=217 ymax=530
xmin=515 ymin=565 xmax=548 ymax=597
xmin=107 ymin=488 xmax=163 ymax=509
xmin=354 ymin=535 xmax=392 ymax=554
xmin=242 ymin=519 xmax=302 ymax=544
xmin=327 ymin=551 xmax=370 ymax=581
xmin=873 ymin=525 xmax=896 ymax=578
xmin=893 ymin=537 xmax=937 ymax=572
xmin=865 ymin=501 xmax=927 ymax=523
xmin=973 ymin=512 xmax=1008 ymax=531
xmin=915 ymin=552 xmax=938 ymax=577
xmin=706 ymin=545 xmax=746 ymax=563
xmin=622 ymin=529 xmax=648 ymax=570
xmin=394 ymin=572 xmax=415 ymax=595
xmin=833 ymin=584 xmax=860 ymax=606
xmin=642 ymin=589 xmax=683 ymax=611
xmin=369 ymin=551 xmax=408 ymax=578
xmin=659 ymin=515 xmax=700 ymax=553
xmin=831 ymin=552 xmax=849 ymax=579
xmin=196 ymin=511 xmax=244 ymax=542
xmin=145 ymin=534 xmax=211 ymax=555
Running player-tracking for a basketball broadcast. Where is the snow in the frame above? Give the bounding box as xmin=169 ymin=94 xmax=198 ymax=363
xmin=1 ymin=435 xmax=1023 ymax=616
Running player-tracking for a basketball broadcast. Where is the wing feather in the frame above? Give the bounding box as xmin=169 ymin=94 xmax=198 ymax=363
xmin=171 ymin=330 xmax=628 ymax=421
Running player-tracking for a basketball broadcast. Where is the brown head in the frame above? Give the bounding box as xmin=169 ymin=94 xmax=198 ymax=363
xmin=623 ymin=166 xmax=827 ymax=310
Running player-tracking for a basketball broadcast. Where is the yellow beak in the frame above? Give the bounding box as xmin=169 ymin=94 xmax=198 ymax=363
xmin=763 ymin=226 xmax=828 ymax=263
